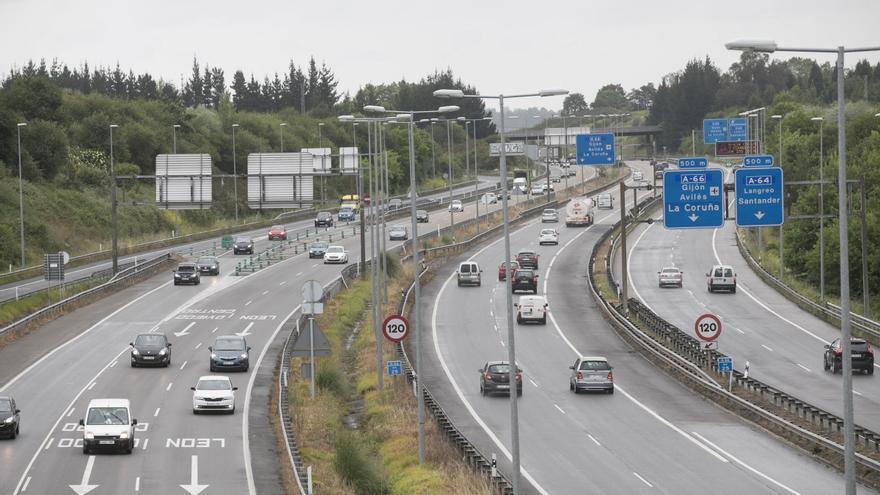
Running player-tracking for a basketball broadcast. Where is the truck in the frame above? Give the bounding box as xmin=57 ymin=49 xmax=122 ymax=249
xmin=512 ymin=170 xmax=529 ymax=193
xmin=565 ymin=197 xmax=595 ymax=227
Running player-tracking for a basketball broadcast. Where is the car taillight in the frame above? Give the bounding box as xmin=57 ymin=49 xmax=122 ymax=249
xmin=515 ymin=373 xmax=522 ymax=382
xmin=607 ymin=371 xmax=613 ymax=381
xmin=484 ymin=373 xmax=493 ymax=381
xmin=866 ymin=343 xmax=874 ymax=356
xmin=835 ymin=348 xmax=843 ymax=356
xmin=576 ymin=371 xmax=583 ymax=380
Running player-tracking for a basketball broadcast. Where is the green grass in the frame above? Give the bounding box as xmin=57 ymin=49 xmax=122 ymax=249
xmin=0 ymin=278 xmax=105 ymax=327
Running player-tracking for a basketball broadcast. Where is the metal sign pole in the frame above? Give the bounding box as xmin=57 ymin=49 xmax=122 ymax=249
xmin=309 ymin=315 xmax=315 ymax=399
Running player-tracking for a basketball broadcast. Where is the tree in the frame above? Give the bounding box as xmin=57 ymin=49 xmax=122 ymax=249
xmin=317 ymin=62 xmax=339 ymax=108
xmin=306 ymin=57 xmax=319 ymax=111
xmin=592 ymin=84 xmax=629 ymax=111
xmin=231 ymin=70 xmax=248 ymax=110
xmin=626 ymin=84 xmax=656 ymax=110
xmin=562 ymin=93 xmax=589 ymax=115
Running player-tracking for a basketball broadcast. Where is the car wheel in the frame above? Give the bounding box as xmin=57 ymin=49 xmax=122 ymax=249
xmin=10 ymin=426 xmax=16 ymax=439
xmin=541 ymin=316 xmax=547 ymax=325
xmin=869 ymin=366 xmax=875 ymax=375
xmin=131 ymin=361 xmax=137 ymax=368
xmin=126 ymin=439 xmax=133 ymax=454
xmin=457 ymin=281 xmax=462 ymax=287
xmin=608 ymin=387 xmax=614 ymax=394
xmin=83 ymin=444 xmax=90 ymax=454
xmin=516 ymin=315 xmax=523 ymax=324
xmin=732 ymin=285 xmax=737 ymax=293
xmin=193 ymin=409 xmax=199 ymax=415
xmin=824 ymin=357 xmax=830 ymax=371
xmin=477 ymin=281 xmax=481 ymax=287
xmin=230 ymin=406 xmax=236 ymax=415
xmin=173 ymin=281 xmax=178 ymax=286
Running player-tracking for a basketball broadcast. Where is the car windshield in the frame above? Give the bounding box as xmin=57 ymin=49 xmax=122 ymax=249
xmin=271 ymin=225 xmax=284 ymax=230
xmin=488 ymin=364 xmax=510 ymax=374
xmin=392 ymin=226 xmax=405 ymax=232
xmin=318 ymin=212 xmax=331 ymax=218
xmin=0 ymin=399 xmax=11 ymax=412
xmin=340 ymin=207 xmax=352 ymax=212
xmin=235 ymin=237 xmax=250 ymax=243
xmin=214 ymin=338 xmax=244 ymax=351
xmin=662 ymin=268 xmax=679 ymax=274
xmin=197 ymin=257 xmax=216 ymax=264
xmin=177 ymin=265 xmax=195 ymax=272
xmin=327 ymin=246 xmax=344 ymax=253
xmin=516 ymin=270 xmax=534 ymax=278
xmin=541 ymin=229 xmax=555 ymax=235
xmin=197 ymin=379 xmax=231 ymax=391
xmin=543 ymin=209 xmax=555 ymax=215
xmin=311 ymin=243 xmax=328 ymax=249
xmin=86 ymin=407 xmax=129 ymax=425
xmin=580 ymin=360 xmax=611 ymax=371
xmin=417 ymin=210 xmax=427 ymax=216
xmin=134 ymin=335 xmax=166 ymax=347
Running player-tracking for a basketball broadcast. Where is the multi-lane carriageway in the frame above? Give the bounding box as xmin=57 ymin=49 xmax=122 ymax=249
xmin=0 ymin=167 xmax=591 ymax=494
xmin=424 ymin=161 xmax=870 ymax=494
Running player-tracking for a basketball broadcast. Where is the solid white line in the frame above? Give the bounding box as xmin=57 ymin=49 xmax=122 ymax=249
xmin=262 ymin=290 xmax=269 ymax=295
xmin=633 ymin=472 xmax=653 ymax=488
xmin=554 ymin=404 xmax=566 ymax=415
xmin=154 ymin=407 xmax=160 ymax=417
xmin=87 ymin=382 xmax=96 ymax=390
xmin=66 ymin=408 xmax=74 ymax=417
xmin=166 ymin=382 xmax=173 ymax=391
xmin=180 ymin=361 xmax=187 ymax=370
xmin=245 ymin=300 xmax=252 ymax=306
xmin=21 ymin=477 xmax=30 ymax=492
xmin=529 ymin=379 xmax=538 ymax=388
xmin=195 ymin=342 xmax=202 ymax=350
xmin=43 ymin=439 xmax=52 ymax=450
xmin=588 ymin=434 xmax=601 ymax=446
xmin=854 ymin=389 xmax=863 ymax=397
xmin=761 ymin=344 xmax=773 ymax=352
xmin=691 ymin=431 xmax=801 ymax=495
xmin=797 ymin=363 xmax=811 ymax=373
xmin=135 ymin=476 xmax=140 ymax=492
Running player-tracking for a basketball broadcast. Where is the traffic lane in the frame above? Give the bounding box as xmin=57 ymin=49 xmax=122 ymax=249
xmin=625 ymin=218 xmax=880 ymax=432
xmin=551 ymin=219 xmax=854 ymax=494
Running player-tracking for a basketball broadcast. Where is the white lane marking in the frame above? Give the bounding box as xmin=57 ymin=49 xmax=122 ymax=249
xmin=732 ymin=327 xmax=745 ymax=334
xmin=633 ymin=472 xmax=653 ymax=488
xmin=243 ymin=304 xmax=303 ymax=495
xmin=21 ymin=477 xmax=30 ymax=492
xmin=66 ymin=408 xmax=74 ymax=417
xmin=212 ymin=327 xmax=219 ymax=333
xmin=529 ymin=379 xmax=538 ymax=388
xmin=500 ymin=341 xmax=505 ymax=347
xmin=109 ymin=360 xmax=117 ymax=368
xmin=180 ymin=361 xmax=188 ymax=370
xmin=797 ymin=363 xmax=811 ymax=373
xmin=691 ymin=432 xmax=801 ymax=495
xmin=761 ymin=345 xmax=773 ymax=352
xmin=588 ymin=434 xmax=601 ymax=446
xmin=279 ymin=281 xmax=287 ymax=286
xmin=43 ymin=439 xmax=52 ymax=450
xmin=166 ymin=382 xmax=173 ymax=392
xmin=87 ymin=382 xmax=96 ymax=390
xmin=142 ymin=437 xmax=149 ymax=450
xmin=135 ymin=476 xmax=140 ymax=492
xmin=154 ymin=407 xmax=161 ymax=417
xmin=245 ymin=300 xmax=252 ymax=306
xmin=554 ymin=404 xmax=566 ymax=415
xmin=262 ymin=290 xmax=269 ymax=295
xmin=296 ymin=272 xmax=303 ymax=277
xmin=195 ymin=342 xmax=202 ymax=350
xmin=311 ymin=264 xmax=318 ymax=268
xmin=854 ymin=389 xmax=863 ymax=397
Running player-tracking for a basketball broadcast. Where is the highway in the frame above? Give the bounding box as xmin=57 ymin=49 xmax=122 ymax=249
xmin=421 ymin=161 xmax=866 ymax=494
xmin=0 ymin=167 xmax=587 ymax=494
xmin=624 ymin=163 xmax=880 ymax=434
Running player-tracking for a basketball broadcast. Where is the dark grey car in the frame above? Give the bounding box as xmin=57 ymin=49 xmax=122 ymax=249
xmin=309 ymin=242 xmax=329 ymax=259
xmin=478 ymin=361 xmax=522 ymax=396
xmin=130 ymin=333 xmax=171 ymax=367
xmin=173 ymin=263 xmax=200 ymax=285
xmin=196 ymin=256 xmax=220 ymax=275
xmin=0 ymin=396 xmax=20 ymax=439
xmin=209 ymin=335 xmax=250 ymax=372
xmin=233 ymin=237 xmax=254 ymax=255
xmin=416 ymin=210 xmax=429 ymax=223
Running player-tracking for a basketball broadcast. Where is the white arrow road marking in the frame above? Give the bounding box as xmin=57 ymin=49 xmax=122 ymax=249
xmin=236 ymin=322 xmax=255 ymax=337
xmin=180 ymin=455 xmax=209 ymax=495
xmin=174 ymin=322 xmax=196 ymax=337
xmin=754 ymin=211 xmax=765 ymax=220
xmin=688 ymin=213 xmax=699 ymax=222
xmin=69 ymin=455 xmax=99 ymax=495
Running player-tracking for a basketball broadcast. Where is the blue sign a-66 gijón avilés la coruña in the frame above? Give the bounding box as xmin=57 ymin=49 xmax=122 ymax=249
xmin=662 ymin=169 xmax=724 ymax=229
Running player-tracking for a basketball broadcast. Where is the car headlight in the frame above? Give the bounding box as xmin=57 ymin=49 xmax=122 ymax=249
xmin=248 ymin=244 xmax=253 ymax=248
xmin=131 ymin=348 xmax=140 ymax=355
xmin=174 ymin=274 xmax=181 ymax=278
xmin=120 ymin=431 xmax=129 ymax=439
xmin=85 ymin=433 xmax=94 ymax=439
xmin=194 ymin=396 xmax=204 ymax=401
xmin=159 ymin=348 xmax=167 ymax=355
xmin=211 ymin=353 xmax=217 ymax=359
xmin=4 ymin=416 xmax=14 ymax=423
xmin=240 ymin=353 xmax=248 ymax=359
xmin=212 ymin=265 xmax=217 ymax=269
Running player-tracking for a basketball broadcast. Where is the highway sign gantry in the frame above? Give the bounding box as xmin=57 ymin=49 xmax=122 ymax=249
xmin=694 ymin=313 xmax=722 ymax=342
xmin=575 ymin=133 xmax=615 ymax=165
xmin=382 ymin=314 xmax=410 ymax=343
xmin=735 ymin=167 xmax=784 ymax=227
xmin=662 ymin=169 xmax=724 ymax=229
xmin=702 ymin=118 xmax=748 ymax=143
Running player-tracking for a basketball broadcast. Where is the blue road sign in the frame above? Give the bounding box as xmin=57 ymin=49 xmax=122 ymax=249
xmin=717 ymin=357 xmax=733 ymax=372
xmin=742 ymin=154 xmax=774 ymax=167
xmin=728 ymin=118 xmax=748 ymax=140
xmin=677 ymin=157 xmax=708 ymax=169
xmin=387 ymin=360 xmax=402 ymax=376
xmin=735 ymin=167 xmax=784 ymax=227
xmin=703 ymin=119 xmax=728 ymax=144
xmin=575 ymin=133 xmax=615 ymax=165
xmin=662 ymin=169 xmax=724 ymax=229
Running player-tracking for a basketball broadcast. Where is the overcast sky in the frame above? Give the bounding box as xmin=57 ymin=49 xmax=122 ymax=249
xmin=2 ymin=0 xmax=878 ymax=112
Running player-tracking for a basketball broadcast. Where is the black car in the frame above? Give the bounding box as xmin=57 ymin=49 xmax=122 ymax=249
xmin=196 ymin=256 xmax=220 ymax=275
xmin=478 ymin=361 xmax=522 ymax=396
xmin=511 ymin=269 xmax=538 ymax=294
xmin=130 ymin=333 xmax=172 ymax=367
xmin=416 ymin=210 xmax=429 ymax=223
xmin=309 ymin=242 xmax=329 ymax=259
xmin=824 ymin=338 xmax=875 ymax=374
xmin=173 ymin=263 xmax=201 ymax=285
xmin=209 ymin=335 xmax=250 ymax=372
xmin=0 ymin=396 xmax=20 ymax=439
xmin=515 ymin=251 xmax=539 ymax=270
xmin=233 ymin=237 xmax=254 ymax=255
xmin=315 ymin=211 xmax=334 ymax=227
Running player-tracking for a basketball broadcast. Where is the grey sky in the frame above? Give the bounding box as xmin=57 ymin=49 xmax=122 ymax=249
xmin=2 ymin=0 xmax=878 ymax=112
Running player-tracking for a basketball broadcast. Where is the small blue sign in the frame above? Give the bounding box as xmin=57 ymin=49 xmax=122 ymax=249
xmin=662 ymin=169 xmax=724 ymax=229
xmin=742 ymin=155 xmax=774 ymax=167
xmin=677 ymin=157 xmax=708 ymax=169
xmin=717 ymin=357 xmax=733 ymax=372
xmin=703 ymin=119 xmax=728 ymax=144
xmin=735 ymin=167 xmax=784 ymax=227
xmin=387 ymin=360 xmax=402 ymax=376
xmin=728 ymin=118 xmax=748 ymax=140
xmin=575 ymin=133 xmax=615 ymax=165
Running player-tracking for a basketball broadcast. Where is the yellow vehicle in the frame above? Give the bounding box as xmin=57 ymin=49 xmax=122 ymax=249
xmin=340 ymin=194 xmax=360 ymax=203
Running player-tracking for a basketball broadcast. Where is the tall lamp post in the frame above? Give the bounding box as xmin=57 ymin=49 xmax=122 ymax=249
xmin=455 ymin=116 xmax=493 ymax=230
xmin=811 ymin=116 xmax=825 ymax=302
xmin=363 ymin=104 xmax=459 ymax=466
xmin=109 ymin=124 xmax=119 ymax=274
xmin=434 ymin=88 xmax=567 ymax=495
xmin=232 ymin=123 xmax=240 ymax=222
xmin=172 ymin=124 xmax=181 ymax=153
xmin=318 ymin=122 xmax=326 ymax=203
xmin=771 ymin=114 xmax=784 ymax=280
xmin=727 ymin=39 xmax=880 ymax=495
xmin=16 ymin=122 xmax=27 ymax=268
xmin=280 ymin=122 xmax=287 ymax=152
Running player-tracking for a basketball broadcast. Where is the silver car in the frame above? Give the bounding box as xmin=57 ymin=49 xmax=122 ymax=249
xmin=657 ymin=266 xmax=683 ymax=288
xmin=569 ymin=356 xmax=614 ymax=394
xmin=541 ymin=209 xmax=559 ymax=223
xmin=389 ymin=225 xmax=408 ymax=240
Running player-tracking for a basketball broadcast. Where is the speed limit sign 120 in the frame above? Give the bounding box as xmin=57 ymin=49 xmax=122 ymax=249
xmin=382 ymin=314 xmax=410 ymax=343
xmin=694 ymin=313 xmax=722 ymax=342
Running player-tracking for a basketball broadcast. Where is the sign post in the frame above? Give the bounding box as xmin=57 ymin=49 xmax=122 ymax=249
xmin=302 ymin=280 xmax=324 ymax=399
xmin=662 ymin=169 xmax=724 ymax=229
xmin=382 ymin=314 xmax=410 ymax=343
xmin=717 ymin=356 xmax=734 ymax=390
xmin=386 ymin=360 xmax=402 ymax=376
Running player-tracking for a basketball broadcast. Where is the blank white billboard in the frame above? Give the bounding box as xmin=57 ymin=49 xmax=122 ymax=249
xmin=247 ymin=153 xmax=314 ymax=209
xmin=301 ymin=147 xmax=331 ymax=175
xmin=339 ymin=147 xmax=359 ymax=174
xmin=155 ymin=154 xmax=212 ymax=210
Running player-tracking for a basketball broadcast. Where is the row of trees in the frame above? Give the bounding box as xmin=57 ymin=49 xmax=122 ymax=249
xmin=561 ymin=83 xmax=658 ymax=116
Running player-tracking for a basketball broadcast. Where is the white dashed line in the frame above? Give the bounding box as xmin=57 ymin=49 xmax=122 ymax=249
xmin=142 ymin=438 xmax=149 ymax=450
xmin=588 ymin=434 xmax=601 ymax=446
xmin=154 ymin=408 xmax=161 ymax=417
xmin=554 ymin=404 xmax=566 ymax=415
xmin=796 ymin=363 xmax=811 ymax=373
xmin=245 ymin=300 xmax=252 ymax=306
xmin=87 ymin=382 xmax=96 ymax=390
xmin=262 ymin=290 xmax=269 ymax=295
xmin=732 ymin=327 xmax=745 ymax=334
xmin=854 ymin=389 xmax=863 ymax=397
xmin=166 ymin=383 xmax=173 ymax=391
xmin=761 ymin=344 xmax=773 ymax=352
xmin=633 ymin=472 xmax=653 ymax=488
xmin=195 ymin=342 xmax=202 ymax=350
xmin=212 ymin=327 xmax=219 ymax=333
xmin=135 ymin=477 xmax=140 ymax=491
xmin=109 ymin=360 xmax=117 ymax=368
xmin=690 ymin=431 xmax=801 ymax=494
xmin=66 ymin=408 xmax=74 ymax=417
xmin=311 ymin=264 xmax=318 ymax=268
xmin=296 ymin=272 xmax=303 ymax=277
xmin=21 ymin=477 xmax=30 ymax=492
xmin=529 ymin=379 xmax=538 ymax=388
xmin=43 ymin=440 xmax=52 ymax=451
xmin=279 ymin=281 xmax=287 ymax=286
xmin=180 ymin=361 xmax=188 ymax=370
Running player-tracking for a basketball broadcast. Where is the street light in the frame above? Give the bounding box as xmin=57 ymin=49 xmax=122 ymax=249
xmin=16 ymin=122 xmax=27 ymax=268
xmin=619 ymin=181 xmax=654 ymax=315
xmin=318 ymin=122 xmax=326 ymax=203
xmin=771 ymin=114 xmax=784 ymax=280
xmin=811 ymin=116 xmax=825 ymax=302
xmin=172 ymin=124 xmax=181 ymax=153
xmin=280 ymin=122 xmax=287 ymax=152
xmin=728 ymin=39 xmax=880 ymax=495
xmin=457 ymin=116 xmax=494 ymax=230
xmin=109 ymin=124 xmax=119 ymax=274
xmin=434 ymin=87 xmax=567 ymax=495
xmin=363 ymin=103 xmax=459 ymax=466
xmin=232 ymin=124 xmax=240 ymax=222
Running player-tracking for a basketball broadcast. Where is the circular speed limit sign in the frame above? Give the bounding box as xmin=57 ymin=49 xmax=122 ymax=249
xmin=382 ymin=314 xmax=410 ymax=343
xmin=694 ymin=313 xmax=722 ymax=342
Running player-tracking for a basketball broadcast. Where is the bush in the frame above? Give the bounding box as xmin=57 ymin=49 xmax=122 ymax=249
xmin=316 ymin=366 xmax=347 ymax=398
xmin=333 ymin=432 xmax=389 ymax=495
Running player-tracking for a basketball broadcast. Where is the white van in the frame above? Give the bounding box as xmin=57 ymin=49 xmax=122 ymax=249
xmin=596 ymin=193 xmax=613 ymax=210
xmin=80 ymin=398 xmax=138 ymax=454
xmin=456 ymin=262 xmax=482 ymax=287
xmin=515 ymin=295 xmax=548 ymax=324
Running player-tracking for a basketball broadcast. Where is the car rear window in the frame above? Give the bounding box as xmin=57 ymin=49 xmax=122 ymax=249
xmin=460 ymin=264 xmax=474 ymax=273
xmin=178 ymin=265 xmax=195 ymax=272
xmin=516 ymin=270 xmax=534 ymax=278
xmin=724 ymin=269 xmax=734 ymax=277
xmin=488 ymin=364 xmax=510 ymax=374
xmin=580 ymin=360 xmax=611 ymax=371
xmin=852 ymin=339 xmax=869 ymax=351
xmin=714 ymin=268 xmax=723 ymax=277
xmin=662 ymin=268 xmax=679 ymax=274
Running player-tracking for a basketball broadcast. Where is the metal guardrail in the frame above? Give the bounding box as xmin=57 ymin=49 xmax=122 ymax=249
xmin=734 ymin=230 xmax=880 ymax=341
xmin=595 ymin=203 xmax=880 ymax=487
xmin=0 ymin=254 xmax=173 ymax=339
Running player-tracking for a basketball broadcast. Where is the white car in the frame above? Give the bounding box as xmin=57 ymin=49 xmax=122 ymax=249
xmin=449 ymin=200 xmax=464 ymax=212
xmin=539 ymin=229 xmax=559 ymax=245
xmin=632 ymin=170 xmax=644 ymax=181
xmin=80 ymin=398 xmax=138 ymax=454
xmin=481 ymin=193 xmax=498 ymax=205
xmin=191 ymin=376 xmax=237 ymax=414
xmin=515 ymin=295 xmax=548 ymax=325
xmin=596 ymin=193 xmax=613 ymax=210
xmin=389 ymin=225 xmax=408 ymax=241
xmin=658 ymin=266 xmax=683 ymax=288
xmin=323 ymin=245 xmax=348 ymax=264
xmin=530 ymin=185 xmax=545 ymax=195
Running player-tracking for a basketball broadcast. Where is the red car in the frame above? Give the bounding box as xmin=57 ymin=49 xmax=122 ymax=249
xmin=268 ymin=225 xmax=287 ymax=241
xmin=498 ymin=261 xmax=520 ymax=282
